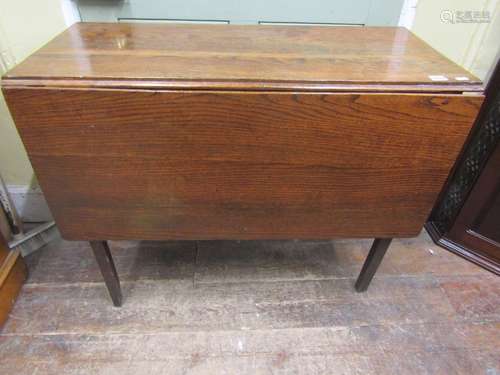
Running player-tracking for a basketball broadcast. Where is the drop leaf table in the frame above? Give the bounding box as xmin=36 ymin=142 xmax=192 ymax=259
xmin=2 ymin=23 xmax=483 ymax=306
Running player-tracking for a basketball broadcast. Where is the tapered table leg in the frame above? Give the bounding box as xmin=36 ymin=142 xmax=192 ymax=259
xmin=355 ymin=238 xmax=392 ymax=292
xmin=89 ymin=241 xmax=122 ymax=306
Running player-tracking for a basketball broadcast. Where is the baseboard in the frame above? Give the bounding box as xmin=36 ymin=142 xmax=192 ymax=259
xmin=6 ymin=185 xmax=52 ymax=223
xmin=425 ymin=222 xmax=500 ymax=275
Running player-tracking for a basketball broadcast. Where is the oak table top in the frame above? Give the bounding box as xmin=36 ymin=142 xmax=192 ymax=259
xmin=3 ymin=22 xmax=481 ymax=93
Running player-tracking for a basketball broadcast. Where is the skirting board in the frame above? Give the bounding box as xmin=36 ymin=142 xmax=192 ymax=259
xmin=6 ymin=185 xmax=52 ymax=223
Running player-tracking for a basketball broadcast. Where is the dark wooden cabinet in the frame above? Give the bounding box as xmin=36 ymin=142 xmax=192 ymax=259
xmin=448 ymin=141 xmax=500 ymax=264
xmin=427 ymin=58 xmax=500 ymax=275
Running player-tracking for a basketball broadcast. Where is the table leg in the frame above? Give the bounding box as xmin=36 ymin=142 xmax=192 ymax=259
xmin=355 ymin=238 xmax=392 ymax=292
xmin=89 ymin=240 xmax=122 ymax=306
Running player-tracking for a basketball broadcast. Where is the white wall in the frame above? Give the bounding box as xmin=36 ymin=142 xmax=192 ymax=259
xmin=411 ymin=0 xmax=499 ymax=80
xmin=0 ymin=0 xmax=78 ymax=221
xmin=0 ymin=0 xmax=77 ymax=186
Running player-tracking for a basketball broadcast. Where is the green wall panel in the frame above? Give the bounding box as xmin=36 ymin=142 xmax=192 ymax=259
xmin=77 ymin=0 xmax=404 ymax=26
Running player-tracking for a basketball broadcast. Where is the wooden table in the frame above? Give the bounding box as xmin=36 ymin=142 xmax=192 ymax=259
xmin=1 ymin=23 xmax=483 ymax=306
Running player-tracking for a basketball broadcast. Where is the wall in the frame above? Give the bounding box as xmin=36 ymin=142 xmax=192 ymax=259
xmin=0 ymin=0 xmax=77 ymax=221
xmin=412 ymin=0 xmax=500 ymax=81
xmin=0 ymin=0 xmax=72 ymax=186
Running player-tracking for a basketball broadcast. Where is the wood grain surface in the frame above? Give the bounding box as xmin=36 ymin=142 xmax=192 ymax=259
xmin=2 ymin=23 xmax=481 ymax=92
xmin=0 ymin=232 xmax=27 ymax=328
xmin=3 ymin=88 xmax=483 ymax=240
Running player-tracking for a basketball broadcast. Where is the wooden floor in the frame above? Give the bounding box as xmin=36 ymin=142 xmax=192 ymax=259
xmin=0 ymin=231 xmax=499 ymax=374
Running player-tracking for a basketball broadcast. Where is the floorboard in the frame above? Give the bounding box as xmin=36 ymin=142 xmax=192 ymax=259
xmin=0 ymin=231 xmax=498 ymax=374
